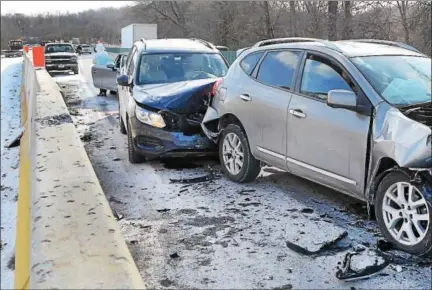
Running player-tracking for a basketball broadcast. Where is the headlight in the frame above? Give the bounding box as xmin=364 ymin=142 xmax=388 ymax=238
xmin=135 ymin=106 xmax=166 ymax=128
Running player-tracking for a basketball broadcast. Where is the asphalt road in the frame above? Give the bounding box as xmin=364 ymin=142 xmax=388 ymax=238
xmin=51 ymin=54 xmax=431 ymax=289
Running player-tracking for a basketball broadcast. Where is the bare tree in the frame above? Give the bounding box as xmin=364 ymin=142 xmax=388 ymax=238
xmin=396 ymin=1 xmax=411 ymax=44
xmin=342 ymin=1 xmax=352 ymax=39
xmin=1 ymin=1 xmax=431 ymax=54
xmin=328 ymin=1 xmax=338 ymax=40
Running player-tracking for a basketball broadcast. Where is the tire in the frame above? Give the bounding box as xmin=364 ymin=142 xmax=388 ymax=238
xmin=219 ymin=124 xmax=261 ymax=183
xmin=119 ymin=102 xmax=126 ymax=135
xmin=375 ymin=170 xmax=431 ymax=255
xmin=127 ymin=119 xmax=144 ymax=164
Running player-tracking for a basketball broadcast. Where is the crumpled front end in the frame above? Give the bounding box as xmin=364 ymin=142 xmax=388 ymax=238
xmin=131 ymin=79 xmax=219 ymax=158
xmin=372 ymin=102 xmax=432 ymax=169
xmin=367 ymin=102 xmax=432 ymax=199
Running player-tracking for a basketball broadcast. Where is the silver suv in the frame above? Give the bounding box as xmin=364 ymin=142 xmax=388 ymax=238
xmin=202 ymin=38 xmax=432 ymax=255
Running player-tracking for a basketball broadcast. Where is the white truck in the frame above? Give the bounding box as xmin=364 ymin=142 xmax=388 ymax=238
xmin=121 ymin=24 xmax=157 ymax=49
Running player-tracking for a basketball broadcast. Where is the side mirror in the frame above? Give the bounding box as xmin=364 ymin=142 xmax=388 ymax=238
xmin=117 ymin=74 xmax=130 ymax=86
xmin=327 ymin=89 xmax=357 ymax=111
xmin=107 ymin=63 xmax=116 ymax=71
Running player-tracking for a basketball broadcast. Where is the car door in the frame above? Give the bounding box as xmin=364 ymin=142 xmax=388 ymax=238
xmin=100 ymin=54 xmax=120 ymax=91
xmin=91 ymin=64 xmax=103 ymax=89
xmin=231 ymin=49 xmax=302 ymax=168
xmin=286 ymin=52 xmax=371 ymax=195
xmin=120 ymin=48 xmax=137 ymax=131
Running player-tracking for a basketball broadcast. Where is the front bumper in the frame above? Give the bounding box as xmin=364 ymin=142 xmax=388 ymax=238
xmin=4 ymin=51 xmax=23 ymax=57
xmin=130 ymin=117 xmax=216 ymax=159
xmin=45 ymin=63 xmax=78 ymax=71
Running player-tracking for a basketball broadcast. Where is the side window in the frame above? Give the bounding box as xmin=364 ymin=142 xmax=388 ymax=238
xmin=115 ymin=55 xmax=121 ymax=68
xmin=240 ymin=52 xmax=263 ymax=75
xmin=125 ymin=47 xmax=136 ymax=74
xmin=256 ymin=50 xmax=301 ymax=90
xmin=301 ymin=55 xmax=354 ymax=100
xmin=127 ymin=50 xmax=137 ymax=76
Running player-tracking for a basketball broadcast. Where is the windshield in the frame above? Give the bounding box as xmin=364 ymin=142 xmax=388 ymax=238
xmin=352 ymin=55 xmax=431 ymax=106
xmin=137 ymin=53 xmax=228 ymax=85
xmin=45 ymin=44 xmax=74 ymax=53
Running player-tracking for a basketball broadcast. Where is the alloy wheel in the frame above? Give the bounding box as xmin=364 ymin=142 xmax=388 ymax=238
xmin=222 ymin=133 xmax=244 ymax=175
xmin=382 ymin=181 xmax=430 ymax=246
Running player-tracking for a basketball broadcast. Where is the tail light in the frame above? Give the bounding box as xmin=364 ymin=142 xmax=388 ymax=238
xmin=212 ymin=78 xmax=224 ymax=96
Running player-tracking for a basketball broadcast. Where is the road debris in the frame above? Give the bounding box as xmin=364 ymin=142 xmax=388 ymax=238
xmin=36 ymin=113 xmax=72 ymax=126
xmin=4 ymin=127 xmax=23 ymax=148
xmin=112 ymin=209 xmax=124 ymax=221
xmin=157 ymin=208 xmax=171 ymax=213
xmin=336 ymin=250 xmax=390 ymax=281
xmin=169 ymin=252 xmax=180 ymax=259
xmin=169 ymin=173 xmax=219 ymax=184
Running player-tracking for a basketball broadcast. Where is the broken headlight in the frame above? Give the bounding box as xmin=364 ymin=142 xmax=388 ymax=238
xmin=135 ymin=106 xmax=166 ymax=128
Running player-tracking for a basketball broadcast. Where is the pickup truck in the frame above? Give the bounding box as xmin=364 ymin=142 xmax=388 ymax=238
xmin=2 ymin=40 xmax=24 ymax=58
xmin=44 ymin=43 xmax=79 ymax=74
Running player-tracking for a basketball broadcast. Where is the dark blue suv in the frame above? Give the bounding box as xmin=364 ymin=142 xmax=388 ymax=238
xmin=116 ymin=38 xmax=229 ymax=163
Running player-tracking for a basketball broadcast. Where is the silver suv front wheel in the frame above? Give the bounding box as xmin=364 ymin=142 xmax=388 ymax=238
xmin=375 ymin=171 xmax=431 ymax=255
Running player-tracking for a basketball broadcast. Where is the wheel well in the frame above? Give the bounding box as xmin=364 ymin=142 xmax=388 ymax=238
xmin=219 ymin=114 xmax=245 ymax=132
xmin=371 ymin=157 xmax=399 ymax=201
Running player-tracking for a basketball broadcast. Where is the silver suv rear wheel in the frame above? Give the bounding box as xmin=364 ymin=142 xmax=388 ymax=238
xmin=222 ymin=133 xmax=244 ymax=175
xmin=219 ymin=124 xmax=261 ymax=183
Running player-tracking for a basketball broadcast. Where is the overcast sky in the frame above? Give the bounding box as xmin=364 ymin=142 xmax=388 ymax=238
xmin=1 ymin=1 xmax=134 ymax=15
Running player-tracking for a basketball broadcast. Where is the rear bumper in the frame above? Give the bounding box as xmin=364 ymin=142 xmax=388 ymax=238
xmin=130 ymin=117 xmax=216 ymax=159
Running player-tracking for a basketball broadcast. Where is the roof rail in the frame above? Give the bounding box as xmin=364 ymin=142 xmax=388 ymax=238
xmin=190 ymin=38 xmax=216 ymax=50
xmin=344 ymin=39 xmax=421 ymax=53
xmin=252 ymin=37 xmax=343 ymax=52
xmin=140 ymin=38 xmax=146 ymax=49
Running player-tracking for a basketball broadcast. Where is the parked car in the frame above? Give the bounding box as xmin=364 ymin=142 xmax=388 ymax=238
xmin=76 ymin=44 xmax=92 ymax=55
xmin=44 ymin=43 xmax=79 ymax=74
xmin=91 ymin=52 xmax=127 ymax=94
xmin=115 ymin=38 xmax=229 ymax=163
xmin=201 ymin=38 xmax=432 ymax=255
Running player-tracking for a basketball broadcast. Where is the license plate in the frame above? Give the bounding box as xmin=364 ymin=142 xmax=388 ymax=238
xmin=58 ymin=64 xmax=64 ymax=68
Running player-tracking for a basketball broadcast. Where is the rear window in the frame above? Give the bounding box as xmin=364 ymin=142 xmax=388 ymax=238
xmin=240 ymin=52 xmax=263 ymax=75
xmin=45 ymin=44 xmax=74 ymax=53
xmin=256 ymin=50 xmax=301 ymax=90
xmin=82 ymin=45 xmax=90 ymax=48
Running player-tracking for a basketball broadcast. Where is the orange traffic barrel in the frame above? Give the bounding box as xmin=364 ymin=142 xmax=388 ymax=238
xmin=23 ymin=45 xmax=29 ymax=53
xmin=32 ymin=46 xmax=45 ymax=68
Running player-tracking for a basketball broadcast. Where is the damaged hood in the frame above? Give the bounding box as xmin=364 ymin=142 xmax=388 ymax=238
xmin=133 ymin=79 xmax=216 ymax=114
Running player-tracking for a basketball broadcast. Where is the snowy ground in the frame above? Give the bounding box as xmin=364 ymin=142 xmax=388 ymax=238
xmin=50 ymin=55 xmax=431 ymax=289
xmin=1 ymin=57 xmax=23 ymax=289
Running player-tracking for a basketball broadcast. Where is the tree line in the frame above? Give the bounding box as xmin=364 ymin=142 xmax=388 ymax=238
xmin=1 ymin=1 xmax=431 ymax=55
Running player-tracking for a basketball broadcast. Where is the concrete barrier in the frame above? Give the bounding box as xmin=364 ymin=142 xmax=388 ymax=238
xmin=15 ymin=54 xmax=145 ymax=289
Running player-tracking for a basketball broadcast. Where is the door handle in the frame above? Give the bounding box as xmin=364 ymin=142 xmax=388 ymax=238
xmin=240 ymin=94 xmax=252 ymax=101
xmin=92 ymin=70 xmax=97 ymax=74
xmin=289 ymin=109 xmax=306 ymax=118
